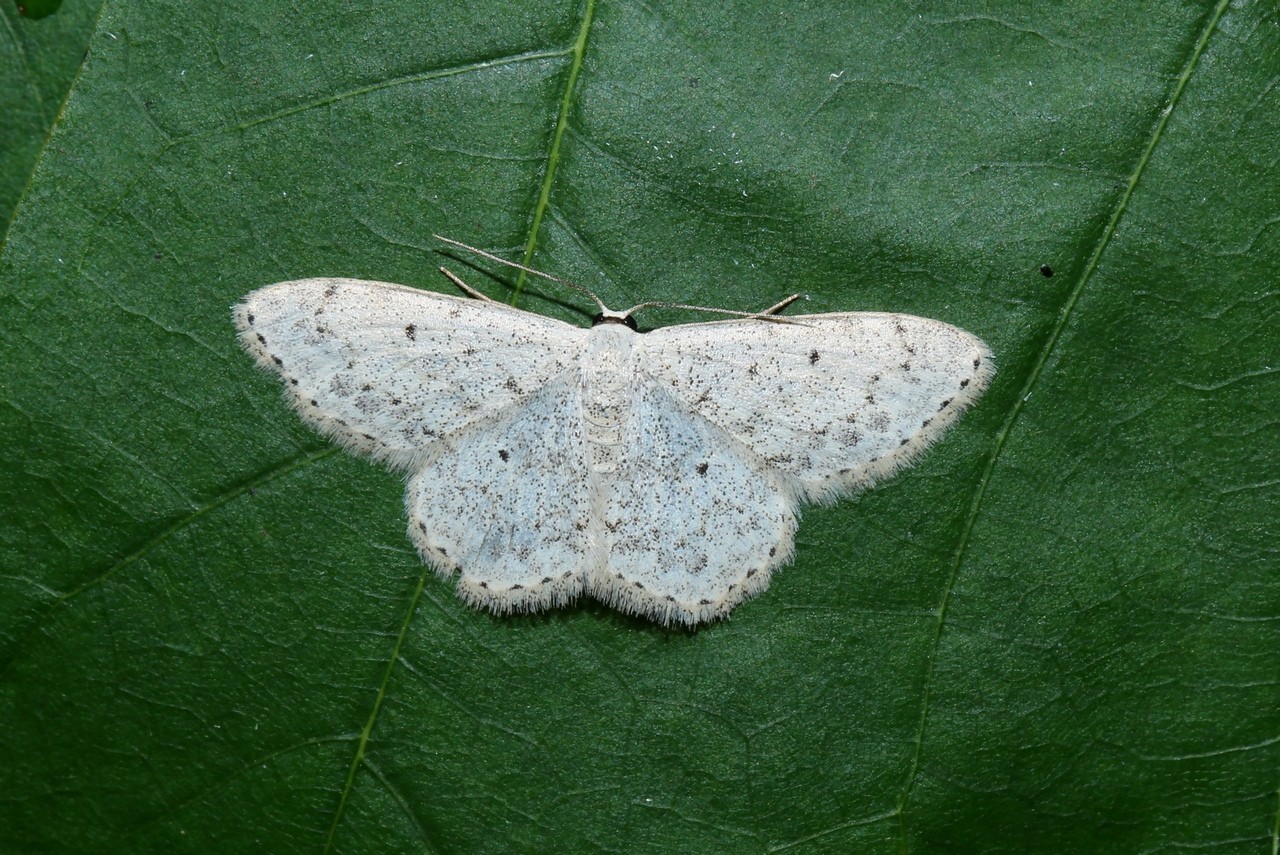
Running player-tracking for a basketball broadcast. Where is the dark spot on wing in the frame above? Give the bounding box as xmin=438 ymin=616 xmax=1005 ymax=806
xmin=809 ymin=350 xmax=820 ymax=364
xmin=405 ymin=323 xmax=416 ymax=341
xmin=498 ymin=449 xmax=510 ymax=462
xmin=696 ymin=462 xmax=708 ymax=475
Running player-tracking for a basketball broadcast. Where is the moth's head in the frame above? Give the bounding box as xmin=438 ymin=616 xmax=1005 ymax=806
xmin=591 ymin=309 xmax=639 ymax=331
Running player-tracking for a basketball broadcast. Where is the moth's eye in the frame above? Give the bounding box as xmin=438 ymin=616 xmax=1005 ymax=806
xmin=591 ymin=313 xmax=639 ymax=331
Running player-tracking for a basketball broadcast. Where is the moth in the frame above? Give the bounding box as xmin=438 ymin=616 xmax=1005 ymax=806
xmin=235 ymin=237 xmax=993 ymax=626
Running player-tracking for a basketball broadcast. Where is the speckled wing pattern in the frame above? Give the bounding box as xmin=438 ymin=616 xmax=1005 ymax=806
xmin=236 ymin=280 xmax=993 ymax=627
xmin=640 ymin=313 xmax=995 ymax=501
xmin=235 ymin=280 xmax=585 ymax=471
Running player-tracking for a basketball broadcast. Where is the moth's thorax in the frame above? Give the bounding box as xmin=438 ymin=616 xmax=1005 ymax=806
xmin=581 ymin=323 xmax=639 ymax=474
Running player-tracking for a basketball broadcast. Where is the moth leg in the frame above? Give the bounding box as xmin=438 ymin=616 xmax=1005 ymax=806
xmin=437 ymin=266 xmax=499 ymax=303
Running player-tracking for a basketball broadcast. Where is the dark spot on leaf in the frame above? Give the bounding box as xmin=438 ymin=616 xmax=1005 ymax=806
xmin=1040 ymin=265 xmax=1054 ymax=277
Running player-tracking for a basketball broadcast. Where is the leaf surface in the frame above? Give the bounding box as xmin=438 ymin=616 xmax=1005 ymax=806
xmin=2 ymin=2 xmax=1277 ymax=852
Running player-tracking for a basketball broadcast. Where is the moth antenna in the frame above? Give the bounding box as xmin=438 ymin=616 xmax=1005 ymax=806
xmin=620 ymin=294 xmax=809 ymax=325
xmin=433 ymin=234 xmax=608 ymax=315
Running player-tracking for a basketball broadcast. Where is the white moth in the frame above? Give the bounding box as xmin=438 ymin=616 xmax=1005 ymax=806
xmin=234 ymin=239 xmax=994 ymax=627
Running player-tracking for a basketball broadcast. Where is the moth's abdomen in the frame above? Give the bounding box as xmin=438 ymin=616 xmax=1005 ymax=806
xmin=580 ymin=325 xmax=637 ymax=474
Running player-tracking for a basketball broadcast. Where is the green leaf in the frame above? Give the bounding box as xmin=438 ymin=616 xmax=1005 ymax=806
xmin=0 ymin=0 xmax=97 ymax=225
xmin=2 ymin=1 xmax=1276 ymax=852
